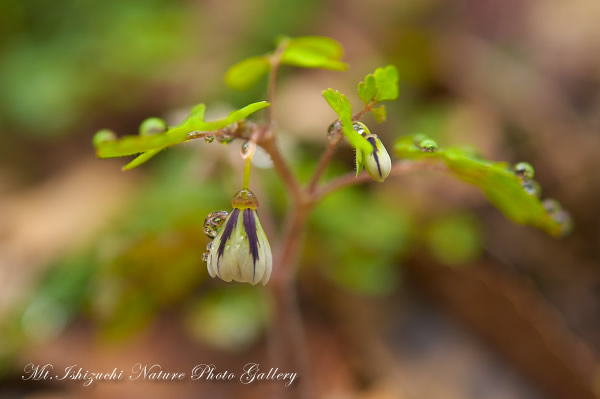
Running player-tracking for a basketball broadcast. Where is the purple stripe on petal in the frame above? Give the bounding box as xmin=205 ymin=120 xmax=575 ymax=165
xmin=367 ymin=137 xmax=382 ymax=177
xmin=217 ymin=208 xmax=240 ymax=272
xmin=243 ymin=209 xmax=260 ymax=281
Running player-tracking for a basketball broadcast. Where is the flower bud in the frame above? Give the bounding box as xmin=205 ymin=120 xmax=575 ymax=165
xmin=362 ymin=134 xmax=392 ymax=182
xmin=206 ymin=190 xmax=272 ymax=285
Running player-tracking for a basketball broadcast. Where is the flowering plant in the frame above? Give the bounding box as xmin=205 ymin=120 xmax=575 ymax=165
xmin=93 ymin=35 xmax=571 ymax=397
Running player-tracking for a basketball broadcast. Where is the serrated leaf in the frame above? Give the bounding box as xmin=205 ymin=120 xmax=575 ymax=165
xmin=322 ymin=89 xmax=372 ymax=155
xmin=94 ymin=101 xmax=270 ymax=161
xmin=281 ymin=36 xmax=348 ymax=71
xmin=374 ymin=65 xmax=399 ymax=102
xmin=357 ymin=65 xmax=399 ymax=106
xmin=358 ymin=74 xmax=377 ymax=104
xmin=371 ymin=105 xmax=387 ymax=123
xmin=395 ymin=136 xmax=568 ymax=237
xmin=225 ymin=56 xmax=271 ymax=90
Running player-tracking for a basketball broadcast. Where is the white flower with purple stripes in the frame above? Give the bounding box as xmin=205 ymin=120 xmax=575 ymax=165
xmin=206 ymin=189 xmax=272 ymax=285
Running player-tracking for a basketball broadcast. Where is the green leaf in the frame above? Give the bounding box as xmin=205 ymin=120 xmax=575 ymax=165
xmin=225 ymin=56 xmax=271 ymax=90
xmin=374 ymin=65 xmax=399 ymax=102
xmin=281 ymin=36 xmax=348 ymax=71
xmin=395 ymin=135 xmax=570 ymax=237
xmin=122 ymin=148 xmax=163 ymax=171
xmin=371 ymin=105 xmax=387 ymax=123
xmin=357 ymin=65 xmax=399 ymax=105
xmin=94 ymin=101 xmax=270 ymax=164
xmin=355 ymin=146 xmax=364 ymax=177
xmin=322 ymin=89 xmax=371 ymax=154
xmin=357 ymin=74 xmax=377 ymax=104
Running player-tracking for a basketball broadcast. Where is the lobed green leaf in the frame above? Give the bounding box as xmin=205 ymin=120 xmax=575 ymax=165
xmin=357 ymin=65 xmax=399 ymax=105
xmin=322 ymin=89 xmax=372 ymax=154
xmin=395 ymin=135 xmax=570 ymax=237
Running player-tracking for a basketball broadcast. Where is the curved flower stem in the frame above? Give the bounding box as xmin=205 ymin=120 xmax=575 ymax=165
xmin=312 ymin=160 xmax=443 ymax=202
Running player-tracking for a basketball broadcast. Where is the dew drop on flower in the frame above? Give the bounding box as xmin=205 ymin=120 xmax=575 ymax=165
xmin=418 ymin=139 xmax=438 ymax=152
xmin=353 ymin=122 xmax=366 ymax=136
xmin=514 ymin=162 xmax=535 ymax=179
xmin=202 ymin=252 xmax=209 ymax=262
xmin=206 ymin=241 xmax=213 ymax=251
xmin=204 ymin=135 xmax=214 ymax=143
xmin=241 ymin=141 xmax=250 ymax=156
xmin=203 ymin=210 xmax=229 ymax=238
xmin=521 ymin=179 xmax=541 ymax=198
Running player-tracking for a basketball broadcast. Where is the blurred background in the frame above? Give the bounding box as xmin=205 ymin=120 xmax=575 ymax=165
xmin=1 ymin=0 xmax=599 ymax=398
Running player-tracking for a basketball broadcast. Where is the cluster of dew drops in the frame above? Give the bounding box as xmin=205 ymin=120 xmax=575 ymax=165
xmin=202 ymin=210 xmax=228 ymax=262
xmin=409 ymin=134 xmax=571 ymax=236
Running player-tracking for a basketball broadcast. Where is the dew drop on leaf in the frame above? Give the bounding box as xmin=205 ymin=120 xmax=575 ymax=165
xmin=521 ymin=179 xmax=541 ymax=198
xmin=93 ymin=129 xmax=117 ymax=146
xmin=542 ymin=198 xmax=561 ymax=214
xmin=139 ymin=117 xmax=168 ymax=136
xmin=204 ymin=135 xmax=214 ymax=143
xmin=203 ymin=210 xmax=229 ymax=238
xmin=514 ymin=162 xmax=535 ymax=179
xmin=418 ymin=139 xmax=438 ymax=152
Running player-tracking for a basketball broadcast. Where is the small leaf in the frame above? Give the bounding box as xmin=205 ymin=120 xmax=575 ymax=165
xmin=357 ymin=74 xmax=377 ymax=104
xmin=374 ymin=65 xmax=399 ymax=102
xmin=322 ymin=89 xmax=371 ymax=154
xmin=370 ymin=105 xmax=387 ymax=123
xmin=122 ymin=148 xmax=163 ymax=171
xmin=225 ymin=56 xmax=271 ymax=90
xmin=94 ymin=101 xmax=270 ymax=162
xmin=281 ymin=36 xmax=348 ymax=71
xmin=395 ymin=135 xmax=570 ymax=237
xmin=355 ymin=146 xmax=364 ymax=177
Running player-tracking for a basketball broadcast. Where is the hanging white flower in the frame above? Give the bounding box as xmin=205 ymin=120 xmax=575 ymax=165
xmin=206 ymin=189 xmax=272 ymax=285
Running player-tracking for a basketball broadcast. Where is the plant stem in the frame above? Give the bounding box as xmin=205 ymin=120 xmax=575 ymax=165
xmin=313 ymin=160 xmax=443 ymax=202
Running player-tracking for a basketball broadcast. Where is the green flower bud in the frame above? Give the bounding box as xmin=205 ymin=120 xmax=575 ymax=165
xmin=206 ymin=190 xmax=272 ymax=285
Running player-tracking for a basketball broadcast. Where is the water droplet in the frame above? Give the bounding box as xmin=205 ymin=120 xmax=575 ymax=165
xmin=413 ymin=134 xmax=427 ymax=146
xmin=203 ymin=210 xmax=229 ymax=238
xmin=353 ymin=122 xmax=366 ymax=136
xmin=327 ymin=120 xmax=341 ymax=140
xmin=514 ymin=162 xmax=535 ymax=179
xmin=521 ymin=179 xmax=541 ymax=198
xmin=418 ymin=139 xmax=438 ymax=152
xmin=241 ymin=141 xmax=250 ymax=156
xmin=556 ymin=211 xmax=573 ymax=236
xmin=542 ymin=198 xmax=561 ymax=214
xmin=204 ymin=135 xmax=214 ymax=143
xmin=93 ymin=129 xmax=116 ymax=146
xmin=206 ymin=241 xmax=213 ymax=251
xmin=139 ymin=117 xmax=167 ymax=136
xmin=216 ymin=134 xmax=234 ymax=144
xmin=202 ymin=252 xmax=209 ymax=262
